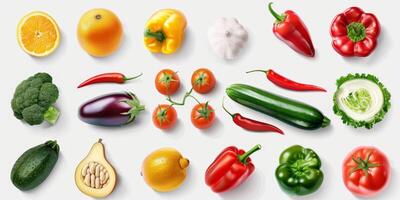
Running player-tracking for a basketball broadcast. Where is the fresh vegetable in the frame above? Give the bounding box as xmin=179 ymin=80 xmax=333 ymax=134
xmin=226 ymin=84 xmax=330 ymax=130
xmin=11 ymin=140 xmax=59 ymax=191
xmin=142 ymin=148 xmax=189 ymax=192
xmin=191 ymin=68 xmax=216 ymax=94
xmin=222 ymin=99 xmax=283 ymax=134
xmin=208 ymin=17 xmax=248 ymax=59
xmin=205 ymin=145 xmax=261 ymax=193
xmin=155 ymin=69 xmax=181 ymax=95
xmin=17 ymin=11 xmax=60 ymax=57
xmin=11 ymin=72 xmax=60 ymax=125
xmin=268 ymin=2 xmax=315 ymax=57
xmin=333 ymin=74 xmax=390 ymax=129
xmin=330 ymin=7 xmax=380 ymax=57
xmin=343 ymin=146 xmax=390 ymax=197
xmin=79 ymin=92 xmax=144 ymax=126
xmin=75 ymin=139 xmax=116 ymax=198
xmin=191 ymin=102 xmax=215 ymax=129
xmin=247 ymin=69 xmax=326 ymax=92
xmin=77 ymin=8 xmax=123 ymax=57
xmin=152 ymin=104 xmax=177 ymax=130
xmin=78 ymin=72 xmax=142 ymax=88
xmin=166 ymin=88 xmax=216 ymax=130
xmin=144 ymin=9 xmax=187 ymax=54
xmin=275 ymin=145 xmax=323 ymax=196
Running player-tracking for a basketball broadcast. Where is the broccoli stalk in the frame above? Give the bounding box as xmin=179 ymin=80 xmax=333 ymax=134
xmin=43 ymin=106 xmax=60 ymax=125
xmin=11 ymin=73 xmax=60 ymax=126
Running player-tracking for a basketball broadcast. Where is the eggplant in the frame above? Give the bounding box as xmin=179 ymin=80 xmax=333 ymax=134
xmin=79 ymin=92 xmax=145 ymax=126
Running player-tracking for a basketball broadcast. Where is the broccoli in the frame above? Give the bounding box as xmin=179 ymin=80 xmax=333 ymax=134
xmin=11 ymin=73 xmax=60 ymax=125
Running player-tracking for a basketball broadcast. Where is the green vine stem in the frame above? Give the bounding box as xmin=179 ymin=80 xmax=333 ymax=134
xmin=166 ymin=88 xmax=202 ymax=106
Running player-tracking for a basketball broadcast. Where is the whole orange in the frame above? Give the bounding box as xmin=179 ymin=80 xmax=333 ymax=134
xmin=77 ymin=8 xmax=123 ymax=57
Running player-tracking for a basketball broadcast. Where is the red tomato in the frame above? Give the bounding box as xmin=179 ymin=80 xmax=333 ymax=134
xmin=342 ymin=146 xmax=390 ymax=197
xmin=191 ymin=68 xmax=216 ymax=94
xmin=191 ymin=103 xmax=215 ymax=129
xmin=152 ymin=104 xmax=177 ymax=130
xmin=155 ymin=69 xmax=180 ymax=95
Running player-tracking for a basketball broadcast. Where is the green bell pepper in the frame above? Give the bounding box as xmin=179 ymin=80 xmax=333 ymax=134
xmin=275 ymin=145 xmax=323 ymax=196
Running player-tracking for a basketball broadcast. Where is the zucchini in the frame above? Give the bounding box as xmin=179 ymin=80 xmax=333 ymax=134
xmin=226 ymin=84 xmax=330 ymax=130
xmin=11 ymin=140 xmax=59 ymax=191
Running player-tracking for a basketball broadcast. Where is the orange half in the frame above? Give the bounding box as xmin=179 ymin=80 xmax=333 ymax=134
xmin=17 ymin=11 xmax=60 ymax=57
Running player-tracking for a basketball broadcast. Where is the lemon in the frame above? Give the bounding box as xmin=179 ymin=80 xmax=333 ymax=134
xmin=141 ymin=148 xmax=189 ymax=192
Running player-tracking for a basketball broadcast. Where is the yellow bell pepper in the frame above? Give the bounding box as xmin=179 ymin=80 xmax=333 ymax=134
xmin=144 ymin=9 xmax=187 ymax=54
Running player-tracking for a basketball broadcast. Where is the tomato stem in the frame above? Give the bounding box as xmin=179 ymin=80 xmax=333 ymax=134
xmin=188 ymin=95 xmax=201 ymax=105
xmin=349 ymin=152 xmax=381 ymax=177
xmin=166 ymin=88 xmax=203 ymax=106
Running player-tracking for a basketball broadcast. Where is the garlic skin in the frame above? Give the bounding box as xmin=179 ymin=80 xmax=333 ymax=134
xmin=208 ymin=18 xmax=248 ymax=60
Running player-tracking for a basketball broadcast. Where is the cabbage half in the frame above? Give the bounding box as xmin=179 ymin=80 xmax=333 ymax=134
xmin=333 ymin=74 xmax=391 ymax=129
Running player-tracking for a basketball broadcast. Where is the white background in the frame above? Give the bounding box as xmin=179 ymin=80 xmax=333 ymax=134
xmin=1 ymin=0 xmax=398 ymax=199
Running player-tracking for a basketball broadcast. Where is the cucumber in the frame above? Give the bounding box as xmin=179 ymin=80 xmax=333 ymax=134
xmin=11 ymin=140 xmax=59 ymax=191
xmin=226 ymin=84 xmax=330 ymax=130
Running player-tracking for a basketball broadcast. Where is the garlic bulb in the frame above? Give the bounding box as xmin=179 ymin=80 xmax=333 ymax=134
xmin=208 ymin=18 xmax=248 ymax=60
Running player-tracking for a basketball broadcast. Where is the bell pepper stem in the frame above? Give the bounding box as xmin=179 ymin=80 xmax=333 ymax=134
xmin=144 ymin=29 xmax=166 ymax=42
xmin=238 ymin=144 xmax=262 ymax=164
xmin=268 ymin=2 xmax=285 ymax=23
xmin=124 ymin=73 xmax=143 ymax=81
xmin=347 ymin=22 xmax=366 ymax=42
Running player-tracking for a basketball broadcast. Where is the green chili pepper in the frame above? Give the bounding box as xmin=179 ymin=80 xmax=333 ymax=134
xmin=275 ymin=145 xmax=324 ymax=196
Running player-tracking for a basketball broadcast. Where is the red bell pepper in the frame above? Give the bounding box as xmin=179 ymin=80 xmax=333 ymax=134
xmin=330 ymin=7 xmax=380 ymax=57
xmin=268 ymin=2 xmax=315 ymax=57
xmin=205 ymin=144 xmax=261 ymax=193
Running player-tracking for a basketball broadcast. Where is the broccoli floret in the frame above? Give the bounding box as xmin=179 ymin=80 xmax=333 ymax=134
xmin=11 ymin=73 xmax=60 ymax=125
xmin=39 ymin=83 xmax=59 ymax=108
xmin=34 ymin=72 xmax=53 ymax=83
xmin=22 ymin=105 xmax=45 ymax=125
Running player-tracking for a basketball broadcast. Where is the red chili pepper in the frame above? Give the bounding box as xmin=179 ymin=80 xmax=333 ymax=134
xmin=78 ymin=72 xmax=142 ymax=88
xmin=330 ymin=7 xmax=380 ymax=57
xmin=247 ymin=69 xmax=326 ymax=92
xmin=222 ymin=99 xmax=284 ymax=134
xmin=205 ymin=144 xmax=261 ymax=193
xmin=268 ymin=2 xmax=315 ymax=57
